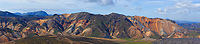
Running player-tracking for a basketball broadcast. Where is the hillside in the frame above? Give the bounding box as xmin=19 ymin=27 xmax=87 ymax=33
xmin=0 ymin=11 xmax=196 ymax=43
xmin=20 ymin=12 xmax=188 ymax=39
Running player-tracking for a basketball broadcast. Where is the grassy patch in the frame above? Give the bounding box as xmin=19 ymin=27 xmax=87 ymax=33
xmin=150 ymin=35 xmax=160 ymax=39
xmin=118 ymin=41 xmax=152 ymax=44
xmin=91 ymin=29 xmax=101 ymax=37
xmin=125 ymin=42 xmax=151 ymax=44
xmin=27 ymin=33 xmax=37 ymax=37
xmin=118 ymin=38 xmax=152 ymax=44
xmin=121 ymin=38 xmax=136 ymax=41
xmin=15 ymin=36 xmax=70 ymax=44
xmin=53 ymin=30 xmax=58 ymax=35
xmin=120 ymin=38 xmax=142 ymax=41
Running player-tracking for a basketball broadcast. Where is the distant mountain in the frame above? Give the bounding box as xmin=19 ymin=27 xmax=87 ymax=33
xmin=13 ymin=12 xmax=22 ymax=15
xmin=12 ymin=11 xmax=49 ymax=18
xmin=1 ymin=11 xmax=48 ymax=18
xmin=178 ymin=23 xmax=200 ymax=30
xmin=175 ymin=20 xmax=200 ymax=31
xmin=19 ymin=11 xmax=48 ymax=16
xmin=175 ymin=20 xmax=200 ymax=24
xmin=0 ymin=11 xmax=21 ymax=17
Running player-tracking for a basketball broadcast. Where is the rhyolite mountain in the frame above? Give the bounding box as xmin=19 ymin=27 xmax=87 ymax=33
xmin=0 ymin=11 xmax=197 ymax=43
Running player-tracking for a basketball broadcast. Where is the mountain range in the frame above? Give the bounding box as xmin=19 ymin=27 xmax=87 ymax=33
xmin=13 ymin=11 xmax=48 ymax=16
xmin=0 ymin=11 xmax=21 ymax=17
xmin=0 ymin=11 xmax=199 ymax=43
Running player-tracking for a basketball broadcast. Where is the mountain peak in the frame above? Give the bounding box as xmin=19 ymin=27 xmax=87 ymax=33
xmin=0 ymin=11 xmax=21 ymax=17
xmin=23 ymin=11 xmax=48 ymax=16
xmin=77 ymin=12 xmax=94 ymax=15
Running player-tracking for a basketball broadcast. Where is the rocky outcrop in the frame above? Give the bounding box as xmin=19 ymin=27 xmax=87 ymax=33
xmin=127 ymin=16 xmax=187 ymax=38
xmin=0 ymin=28 xmax=26 ymax=43
xmin=0 ymin=35 xmax=9 ymax=43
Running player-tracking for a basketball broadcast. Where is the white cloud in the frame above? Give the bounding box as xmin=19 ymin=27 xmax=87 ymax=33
xmin=155 ymin=1 xmax=200 ymax=15
xmin=0 ymin=0 xmax=99 ymax=14
xmin=81 ymin=0 xmax=114 ymax=5
xmin=154 ymin=8 xmax=168 ymax=14
xmin=147 ymin=1 xmax=163 ymax=3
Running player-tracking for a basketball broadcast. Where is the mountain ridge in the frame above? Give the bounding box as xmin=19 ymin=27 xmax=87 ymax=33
xmin=13 ymin=11 xmax=48 ymax=16
xmin=0 ymin=11 xmax=197 ymax=43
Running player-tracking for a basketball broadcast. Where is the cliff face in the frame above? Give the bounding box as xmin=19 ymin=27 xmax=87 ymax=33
xmin=0 ymin=12 xmax=192 ymax=43
xmin=128 ymin=16 xmax=187 ymax=38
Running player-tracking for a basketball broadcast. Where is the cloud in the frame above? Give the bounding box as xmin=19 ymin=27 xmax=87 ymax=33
xmin=154 ymin=8 xmax=168 ymax=14
xmin=136 ymin=7 xmax=142 ymax=10
xmin=155 ymin=1 xmax=200 ymax=15
xmin=147 ymin=1 xmax=163 ymax=2
xmin=10 ymin=7 xmax=74 ymax=14
xmin=27 ymin=0 xmax=37 ymax=3
xmin=0 ymin=0 xmax=99 ymax=14
xmin=81 ymin=0 xmax=114 ymax=5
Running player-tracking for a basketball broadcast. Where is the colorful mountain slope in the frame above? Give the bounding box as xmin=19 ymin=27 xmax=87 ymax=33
xmin=0 ymin=12 xmax=195 ymax=43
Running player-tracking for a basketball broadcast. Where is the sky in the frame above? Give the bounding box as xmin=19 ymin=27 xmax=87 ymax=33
xmin=0 ymin=0 xmax=200 ymax=22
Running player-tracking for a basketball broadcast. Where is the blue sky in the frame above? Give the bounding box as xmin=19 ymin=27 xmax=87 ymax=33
xmin=0 ymin=0 xmax=200 ymax=22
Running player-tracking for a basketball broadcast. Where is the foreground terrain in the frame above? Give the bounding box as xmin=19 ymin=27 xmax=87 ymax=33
xmin=4 ymin=35 xmax=200 ymax=44
xmin=152 ymin=38 xmax=200 ymax=44
xmin=15 ymin=35 xmax=118 ymax=44
xmin=4 ymin=35 xmax=153 ymax=44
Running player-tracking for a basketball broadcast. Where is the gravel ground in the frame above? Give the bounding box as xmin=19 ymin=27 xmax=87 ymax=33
xmin=152 ymin=38 xmax=200 ymax=44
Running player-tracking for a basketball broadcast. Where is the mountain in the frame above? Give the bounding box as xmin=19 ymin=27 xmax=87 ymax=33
xmin=13 ymin=12 xmax=22 ymax=15
xmin=0 ymin=11 xmax=21 ymax=17
xmin=175 ymin=20 xmax=200 ymax=37
xmin=0 ymin=11 xmax=197 ymax=43
xmin=175 ymin=20 xmax=200 ymax=24
xmin=0 ymin=10 xmax=48 ymax=18
xmin=178 ymin=23 xmax=200 ymax=30
xmin=22 ymin=12 xmax=187 ymax=39
xmin=177 ymin=23 xmax=200 ymax=37
xmin=23 ymin=11 xmax=48 ymax=16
